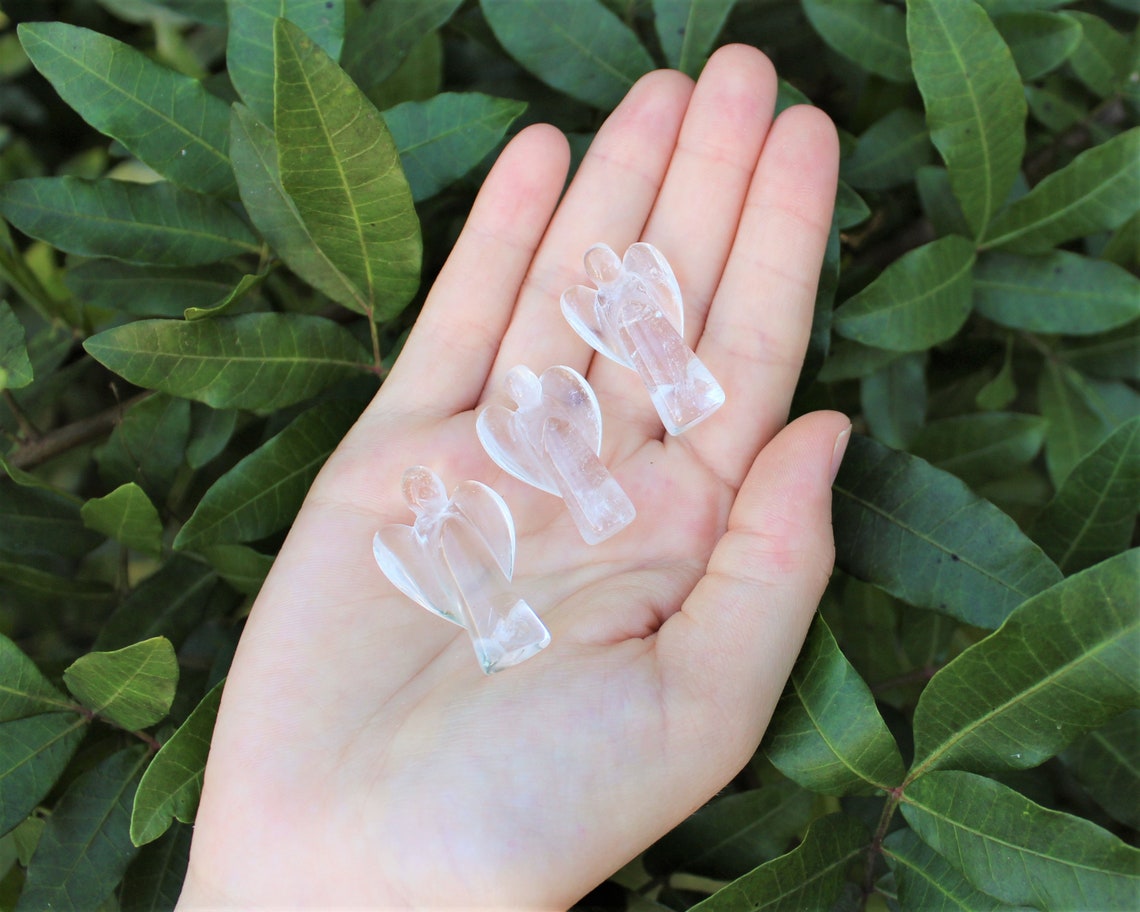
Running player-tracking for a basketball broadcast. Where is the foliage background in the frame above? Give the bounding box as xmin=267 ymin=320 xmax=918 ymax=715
xmin=0 ymin=0 xmax=1137 ymax=909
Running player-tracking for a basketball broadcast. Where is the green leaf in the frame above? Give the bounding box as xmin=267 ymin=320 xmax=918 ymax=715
xmin=17 ymin=746 xmax=148 ymax=912
xmin=1062 ymin=710 xmax=1140 ymax=830
xmin=130 ymin=679 xmax=222 ymax=846
xmin=67 ymin=260 xmax=248 ymax=318
xmin=644 ymin=784 xmax=814 ymax=880
xmin=0 ymin=478 xmax=101 ymax=560
xmin=817 ymin=340 xmax=901 ymax=383
xmin=275 ymin=18 xmax=422 ymax=319
xmin=174 ymin=399 xmax=359 ymax=550
xmin=909 ymin=413 xmax=1048 ymax=487
xmin=120 ymin=822 xmax=192 ymax=912
xmin=1059 ymin=322 xmax=1140 ymax=382
xmin=229 ymin=104 xmax=367 ymax=313
xmin=802 ymin=0 xmax=911 ymax=83
xmin=183 ymin=271 xmax=266 ymax=320
xmin=834 ymin=181 xmax=870 ymax=231
xmin=883 ymin=827 xmax=1026 ymax=912
xmin=1031 ymin=417 xmax=1140 ymax=574
xmin=833 ymin=434 xmax=1063 ymax=628
xmin=1065 ymin=12 xmax=1132 ymax=97
xmin=80 ymin=483 xmax=164 ymax=557
xmin=342 ymin=0 xmax=463 ymax=93
xmin=994 ymin=11 xmax=1081 ymax=81
xmin=765 ymin=616 xmax=905 ymax=795
xmin=982 ymin=127 xmax=1140 ymax=253
xmin=974 ymin=250 xmax=1140 ymax=335
xmin=481 ymin=0 xmax=655 ymax=110
xmin=382 ymin=93 xmax=526 ymax=203
xmin=0 ymin=634 xmax=72 ymax=722
xmin=901 ymin=770 xmax=1140 ymax=910
xmin=688 ymin=813 xmax=867 ymax=911
xmin=186 ymin=405 xmax=239 ymax=470
xmin=83 ymin=313 xmax=370 ymax=411
xmin=916 ymin=165 xmax=972 ymax=238
xmin=652 ymin=0 xmax=737 ymax=77
xmin=63 ymin=638 xmax=179 ymax=731
xmin=0 ymin=713 xmax=86 ymax=838
xmin=842 ymin=108 xmax=934 ymax=192
xmin=833 ymin=236 xmax=975 ymax=351
xmin=94 ymin=557 xmax=218 ymax=652
xmin=17 ymin=22 xmax=235 ymax=197
xmin=0 ymin=302 xmax=32 ymax=391
xmin=0 ymin=177 xmax=260 ymax=266
xmin=975 ymin=338 xmax=1017 ymax=411
xmin=226 ymin=0 xmax=346 ymax=125
xmin=95 ymin=393 xmax=191 ymax=502
xmin=911 ymin=549 xmax=1139 ymax=777
xmin=860 ymin=352 xmax=927 ymax=449
xmin=908 ymin=0 xmax=1027 ymax=238
xmin=0 ymin=562 xmax=115 ymax=611
xmin=1037 ymin=360 xmax=1117 ymax=487
xmin=200 ymin=544 xmax=275 ymax=595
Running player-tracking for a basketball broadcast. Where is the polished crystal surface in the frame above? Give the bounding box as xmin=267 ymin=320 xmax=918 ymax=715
xmin=477 ymin=365 xmax=636 ymax=544
xmin=561 ymin=242 xmax=725 ymax=435
xmin=372 ymin=466 xmax=550 ymax=673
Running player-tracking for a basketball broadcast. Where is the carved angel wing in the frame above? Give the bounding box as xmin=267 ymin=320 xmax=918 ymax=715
xmin=372 ymin=526 xmax=464 ymax=626
xmin=622 ymin=242 xmax=684 ymax=335
xmin=449 ymin=480 xmax=517 ymax=579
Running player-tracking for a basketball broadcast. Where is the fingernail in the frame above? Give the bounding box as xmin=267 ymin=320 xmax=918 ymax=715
xmin=830 ymin=424 xmax=852 ymax=484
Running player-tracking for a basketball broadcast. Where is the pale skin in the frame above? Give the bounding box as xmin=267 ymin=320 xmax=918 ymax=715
xmin=179 ymin=45 xmax=845 ymax=909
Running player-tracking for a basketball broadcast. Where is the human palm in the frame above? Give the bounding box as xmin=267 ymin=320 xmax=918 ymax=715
xmin=180 ymin=45 xmax=844 ymax=909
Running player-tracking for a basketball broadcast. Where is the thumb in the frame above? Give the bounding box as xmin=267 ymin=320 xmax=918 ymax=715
xmin=658 ymin=409 xmax=851 ymax=777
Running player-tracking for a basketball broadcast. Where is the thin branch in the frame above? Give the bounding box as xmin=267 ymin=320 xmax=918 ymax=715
xmin=6 ymin=391 xmax=152 ymax=470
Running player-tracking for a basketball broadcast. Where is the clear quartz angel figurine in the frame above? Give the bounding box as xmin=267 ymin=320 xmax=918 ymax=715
xmin=372 ymin=466 xmax=550 ymax=674
xmin=561 ymin=242 xmax=725 ymax=435
xmin=477 ymin=364 xmax=635 ymax=545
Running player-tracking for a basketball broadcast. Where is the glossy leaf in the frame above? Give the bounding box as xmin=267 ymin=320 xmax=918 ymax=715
xmin=17 ymin=746 xmax=147 ymax=912
xmin=229 ymin=103 xmax=367 ymax=313
xmin=67 ymin=260 xmax=247 ymax=319
xmin=63 ymin=637 xmax=178 ymax=731
xmin=0 ymin=302 xmax=32 ymax=390
xmin=833 ymin=236 xmax=975 ymax=351
xmin=652 ymin=0 xmax=737 ymax=77
xmin=1031 ymin=417 xmax=1140 ymax=574
xmin=83 ymin=313 xmax=370 ymax=411
xmin=994 ymin=11 xmax=1081 ymax=81
xmin=688 ymin=813 xmax=867 ymax=911
xmin=481 ymin=0 xmax=655 ymax=110
xmin=765 ymin=616 xmax=905 ymax=795
xmin=1037 ymin=360 xmax=1117 ymax=487
xmin=131 ymin=679 xmax=223 ymax=846
xmin=882 ymin=827 xmax=1025 ymax=912
xmin=382 ymin=93 xmax=526 ymax=203
xmin=833 ymin=434 xmax=1063 ymax=628
xmin=909 ymin=413 xmax=1047 ymax=487
xmin=275 ymin=19 xmax=422 ymax=319
xmin=1062 ymin=710 xmax=1140 ymax=830
xmin=908 ymin=0 xmax=1026 ymax=238
xmin=983 ymin=127 xmax=1140 ymax=253
xmin=0 ymin=633 xmax=72 ymax=722
xmin=0 ymin=713 xmax=86 ymax=837
xmin=120 ymin=822 xmax=192 ymax=912
xmin=80 ymin=483 xmax=164 ymax=557
xmin=342 ymin=0 xmax=463 ymax=92
xmin=842 ymin=108 xmax=933 ymax=192
xmin=974 ymin=250 xmax=1140 ymax=335
xmin=226 ymin=0 xmax=345 ymax=125
xmin=174 ymin=400 xmax=359 ymax=550
xmin=644 ymin=784 xmax=814 ymax=880
xmin=0 ymin=178 xmax=259 ymax=266
xmin=911 ymin=549 xmax=1139 ymax=777
xmin=1065 ymin=12 xmax=1131 ymax=97
xmin=901 ymin=770 xmax=1140 ymax=910
xmin=802 ymin=0 xmax=911 ymax=83
xmin=18 ymin=22 xmax=234 ymax=196
xmin=95 ymin=393 xmax=191 ymax=502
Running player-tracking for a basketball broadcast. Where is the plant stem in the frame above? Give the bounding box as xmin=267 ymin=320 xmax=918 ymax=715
xmin=6 ymin=391 xmax=152 ymax=470
xmin=3 ymin=389 xmax=41 ymax=441
xmin=863 ymin=787 xmax=903 ymax=901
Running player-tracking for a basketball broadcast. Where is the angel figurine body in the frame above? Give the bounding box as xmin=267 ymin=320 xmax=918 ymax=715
xmin=477 ymin=365 xmax=635 ymax=545
xmin=372 ymin=466 xmax=550 ymax=674
xmin=561 ymin=242 xmax=725 ymax=435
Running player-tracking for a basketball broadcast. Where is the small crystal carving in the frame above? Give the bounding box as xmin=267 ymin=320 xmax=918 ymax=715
xmin=373 ymin=466 xmax=550 ymax=674
xmin=561 ymin=242 xmax=725 ymax=435
xmin=477 ymin=364 xmax=636 ymax=545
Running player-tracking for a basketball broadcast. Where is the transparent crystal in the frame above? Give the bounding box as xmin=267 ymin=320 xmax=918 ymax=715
xmin=372 ymin=466 xmax=550 ymax=674
xmin=561 ymin=242 xmax=725 ymax=435
xmin=477 ymin=365 xmax=636 ymax=544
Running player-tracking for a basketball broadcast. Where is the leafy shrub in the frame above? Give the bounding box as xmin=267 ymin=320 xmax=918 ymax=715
xmin=0 ymin=0 xmax=1137 ymax=909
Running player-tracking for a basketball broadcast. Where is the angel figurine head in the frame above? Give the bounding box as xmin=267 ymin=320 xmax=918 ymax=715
xmin=477 ymin=365 xmax=635 ymax=545
xmin=372 ymin=466 xmax=550 ymax=674
xmin=561 ymin=242 xmax=725 ymax=435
